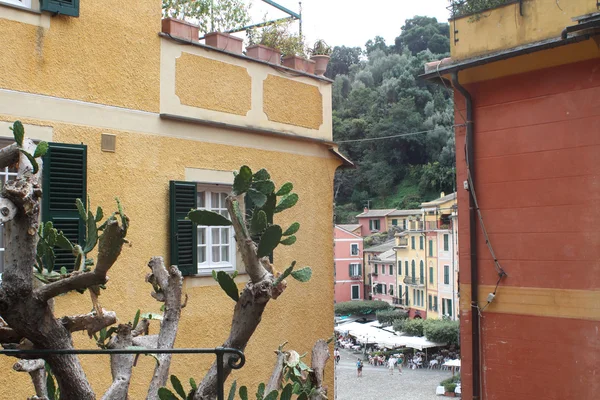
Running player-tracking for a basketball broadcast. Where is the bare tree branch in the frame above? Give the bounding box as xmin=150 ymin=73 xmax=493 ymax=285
xmin=265 ymin=348 xmax=287 ymax=393
xmin=102 ymin=324 xmax=135 ymax=400
xmin=146 ymin=257 xmax=184 ymax=400
xmin=0 ymin=143 xmax=19 ymax=170
xmin=225 ymin=196 xmax=269 ymax=283
xmin=14 ymin=359 xmax=47 ymax=400
xmin=34 ymin=218 xmax=127 ymax=302
xmin=59 ymin=310 xmax=117 ymax=337
xmin=309 ymin=340 xmax=330 ymax=400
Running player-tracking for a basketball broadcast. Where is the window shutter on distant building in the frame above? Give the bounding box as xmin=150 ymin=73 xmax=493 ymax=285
xmin=42 ymin=143 xmax=87 ymax=271
xmin=169 ymin=181 xmax=197 ymax=276
xmin=41 ymin=0 xmax=80 ymax=17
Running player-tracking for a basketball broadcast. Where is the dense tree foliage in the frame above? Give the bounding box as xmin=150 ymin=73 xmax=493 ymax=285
xmin=334 ymin=300 xmax=392 ymax=315
xmin=331 ymin=16 xmax=456 ymax=222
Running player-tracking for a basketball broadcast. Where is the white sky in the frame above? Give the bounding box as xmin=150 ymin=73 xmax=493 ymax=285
xmin=247 ymin=0 xmax=451 ymax=48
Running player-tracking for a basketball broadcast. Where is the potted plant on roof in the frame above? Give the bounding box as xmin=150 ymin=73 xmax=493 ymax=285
xmin=281 ymin=35 xmax=315 ymax=74
xmin=202 ymin=0 xmax=250 ymax=54
xmin=246 ymin=20 xmax=288 ymax=65
xmin=310 ymin=39 xmax=332 ymax=76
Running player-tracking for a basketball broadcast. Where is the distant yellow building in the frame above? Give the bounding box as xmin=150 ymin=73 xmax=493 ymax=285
xmin=0 ymin=1 xmax=345 ymax=397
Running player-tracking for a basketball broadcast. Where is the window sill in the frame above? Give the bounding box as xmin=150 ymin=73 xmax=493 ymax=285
xmin=0 ymin=2 xmax=50 ymax=28
xmin=184 ymin=271 xmax=248 ymax=288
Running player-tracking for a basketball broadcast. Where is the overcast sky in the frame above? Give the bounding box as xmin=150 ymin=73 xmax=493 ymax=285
xmin=248 ymin=0 xmax=451 ymax=48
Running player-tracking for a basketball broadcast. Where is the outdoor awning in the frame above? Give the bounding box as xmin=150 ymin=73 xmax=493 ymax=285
xmin=402 ymin=336 xmax=446 ymax=350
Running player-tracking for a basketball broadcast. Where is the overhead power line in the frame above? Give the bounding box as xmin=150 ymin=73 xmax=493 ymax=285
xmin=336 ymin=124 xmax=466 ymax=144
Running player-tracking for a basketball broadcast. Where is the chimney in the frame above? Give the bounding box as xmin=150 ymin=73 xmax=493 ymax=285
xmin=440 ymin=192 xmax=445 ymax=198
xmin=364 ymin=207 xmax=369 ymax=213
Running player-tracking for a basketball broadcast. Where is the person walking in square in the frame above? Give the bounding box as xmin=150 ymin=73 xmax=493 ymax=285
xmin=397 ymin=354 xmax=404 ymax=375
xmin=387 ymin=356 xmax=397 ymax=375
xmin=356 ymin=358 xmax=363 ymax=378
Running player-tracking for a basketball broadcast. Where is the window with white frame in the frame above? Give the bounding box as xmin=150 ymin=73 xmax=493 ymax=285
xmin=351 ymin=284 xmax=360 ymax=300
xmin=1 ymin=0 xmax=33 ymax=9
xmin=349 ymin=263 xmax=361 ymax=277
xmin=196 ymin=186 xmax=235 ymax=272
xmin=350 ymin=243 xmax=359 ymax=256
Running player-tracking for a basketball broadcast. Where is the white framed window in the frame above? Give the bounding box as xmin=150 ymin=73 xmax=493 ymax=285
xmin=1 ymin=0 xmax=33 ymax=9
xmin=196 ymin=185 xmax=235 ymax=273
xmin=351 ymin=284 xmax=360 ymax=300
xmin=350 ymin=243 xmax=359 ymax=256
xmin=349 ymin=263 xmax=361 ymax=277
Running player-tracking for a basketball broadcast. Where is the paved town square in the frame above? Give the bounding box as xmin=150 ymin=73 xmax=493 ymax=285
xmin=335 ymin=349 xmax=455 ymax=400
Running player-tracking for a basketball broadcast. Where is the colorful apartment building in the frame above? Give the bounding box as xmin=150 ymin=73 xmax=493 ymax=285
xmin=0 ymin=1 xmax=347 ymax=396
xmin=369 ymin=248 xmax=396 ymax=304
xmin=422 ymin=1 xmax=599 ymax=399
xmin=363 ymin=239 xmax=395 ymax=301
xmin=356 ymin=208 xmax=395 ymax=236
xmin=421 ymin=193 xmax=458 ymax=320
xmin=334 ymin=225 xmax=363 ymax=302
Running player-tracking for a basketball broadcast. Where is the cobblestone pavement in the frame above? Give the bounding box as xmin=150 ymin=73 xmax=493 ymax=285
xmin=334 ymin=349 xmax=455 ymax=400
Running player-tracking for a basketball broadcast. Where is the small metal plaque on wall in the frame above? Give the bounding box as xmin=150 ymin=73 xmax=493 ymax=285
xmin=101 ymin=133 xmax=116 ymax=152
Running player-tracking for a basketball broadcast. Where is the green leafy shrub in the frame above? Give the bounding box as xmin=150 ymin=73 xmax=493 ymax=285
xmin=335 ymin=300 xmax=391 ymax=316
xmin=423 ymin=319 xmax=460 ymax=346
xmin=376 ymin=309 xmax=408 ymax=326
xmin=392 ymin=318 xmax=406 ymax=333
xmin=401 ymin=318 xmax=425 ymax=336
xmin=444 ymin=382 xmax=457 ymax=393
xmin=441 ymin=375 xmax=460 ymax=387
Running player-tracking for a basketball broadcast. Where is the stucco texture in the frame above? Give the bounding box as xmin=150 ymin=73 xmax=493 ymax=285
xmin=263 ymin=75 xmax=323 ymax=130
xmin=175 ymin=52 xmax=252 ymax=116
xmin=0 ymin=115 xmax=338 ymax=399
xmin=0 ymin=0 xmax=161 ymax=112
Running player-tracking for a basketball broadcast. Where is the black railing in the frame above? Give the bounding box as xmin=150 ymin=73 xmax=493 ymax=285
xmin=0 ymin=347 xmax=245 ymax=400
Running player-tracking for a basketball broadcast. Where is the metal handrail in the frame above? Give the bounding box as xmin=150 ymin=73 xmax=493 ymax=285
xmin=0 ymin=347 xmax=245 ymax=400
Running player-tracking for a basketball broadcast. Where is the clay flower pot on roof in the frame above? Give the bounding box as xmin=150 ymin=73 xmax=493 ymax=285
xmin=161 ymin=18 xmax=199 ymax=42
xmin=204 ymin=32 xmax=244 ymax=54
xmin=282 ymin=55 xmax=314 ymax=73
xmin=309 ymin=39 xmax=332 ymax=76
xmin=246 ymin=44 xmax=281 ymax=65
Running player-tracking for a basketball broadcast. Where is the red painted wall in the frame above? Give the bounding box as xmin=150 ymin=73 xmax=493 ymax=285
xmin=334 ymin=227 xmax=363 ymax=303
xmin=455 ymin=58 xmax=600 ymax=400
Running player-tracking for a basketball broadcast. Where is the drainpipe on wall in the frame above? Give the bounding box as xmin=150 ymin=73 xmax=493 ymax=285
xmin=452 ymin=72 xmax=480 ymax=400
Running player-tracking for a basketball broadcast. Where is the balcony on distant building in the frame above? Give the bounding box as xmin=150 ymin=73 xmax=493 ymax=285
xmin=350 ymin=275 xmax=362 ymax=280
xmin=403 ymin=276 xmax=425 ymax=288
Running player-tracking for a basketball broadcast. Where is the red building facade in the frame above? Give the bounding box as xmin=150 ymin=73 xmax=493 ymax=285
xmin=423 ymin=2 xmax=600 ymax=399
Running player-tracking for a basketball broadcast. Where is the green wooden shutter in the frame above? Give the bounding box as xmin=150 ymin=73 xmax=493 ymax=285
xmin=170 ymin=181 xmax=197 ymax=276
xmin=374 ymin=264 xmax=378 ymax=274
xmin=428 ymin=295 xmax=432 ymax=310
xmin=429 ymin=240 xmax=433 ymax=256
xmin=42 ymin=143 xmax=86 ymax=271
xmin=429 ymin=267 xmax=433 ymax=284
xmin=420 ymin=261 xmax=424 ymax=284
xmin=348 ymin=264 xmax=352 ymax=277
xmin=358 ymin=264 xmax=362 ymax=275
xmin=41 ymin=0 xmax=79 ymax=17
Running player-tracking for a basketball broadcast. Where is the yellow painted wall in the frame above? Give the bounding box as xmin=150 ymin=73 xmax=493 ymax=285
xmin=263 ymin=75 xmax=324 ymax=130
xmin=450 ymin=0 xmax=598 ymax=60
xmin=175 ymin=53 xmax=252 ymax=116
xmin=0 ymin=115 xmax=339 ymax=398
xmin=0 ymin=0 xmax=161 ymax=112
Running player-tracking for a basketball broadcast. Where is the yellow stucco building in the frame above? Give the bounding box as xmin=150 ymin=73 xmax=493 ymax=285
xmin=0 ymin=1 xmax=345 ymax=397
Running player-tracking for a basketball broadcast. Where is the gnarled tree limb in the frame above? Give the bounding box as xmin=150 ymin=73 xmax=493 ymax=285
xmin=146 ymin=257 xmax=184 ymax=400
xmin=0 ymin=143 xmax=20 ymax=170
xmin=309 ymin=340 xmax=330 ymax=400
xmin=34 ymin=218 xmax=127 ymax=303
xmin=59 ymin=310 xmax=117 ymax=337
xmin=14 ymin=359 xmax=47 ymax=400
xmin=265 ymin=349 xmax=287 ymax=394
xmin=102 ymin=324 xmax=135 ymax=400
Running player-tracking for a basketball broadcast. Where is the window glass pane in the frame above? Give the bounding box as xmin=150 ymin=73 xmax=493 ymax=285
xmin=211 ymin=193 xmax=220 ymax=209
xmin=221 ymin=229 xmax=229 ymax=244
xmin=198 ymin=246 xmax=206 ymax=263
xmin=221 ymin=246 xmax=229 ymax=262
xmin=197 ymin=191 xmax=206 ymax=208
xmin=212 ymin=246 xmax=220 ymax=262
xmin=198 ymin=227 xmax=206 ymax=244
xmin=212 ymin=228 xmax=220 ymax=244
xmin=221 ymin=193 xmax=227 ymax=207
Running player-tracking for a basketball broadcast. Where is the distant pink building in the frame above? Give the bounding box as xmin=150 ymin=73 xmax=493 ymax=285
xmin=355 ymin=208 xmax=394 ymax=237
xmin=363 ymin=240 xmax=396 ymax=303
xmin=334 ymin=225 xmax=363 ymax=303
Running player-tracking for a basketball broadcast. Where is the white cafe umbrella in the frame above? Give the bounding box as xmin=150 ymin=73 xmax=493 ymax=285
xmin=443 ymin=359 xmax=461 ymax=367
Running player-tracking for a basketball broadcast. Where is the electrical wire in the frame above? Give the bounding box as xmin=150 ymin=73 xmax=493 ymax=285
xmin=336 ymin=125 xmax=465 ymax=144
